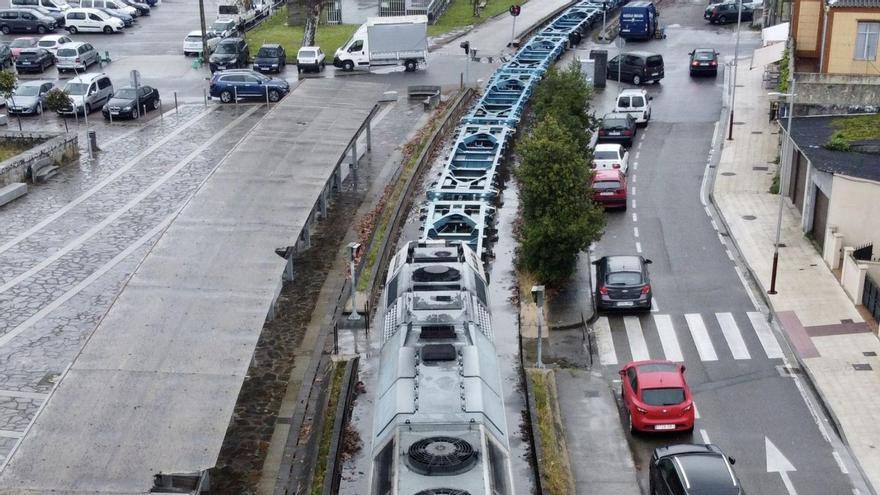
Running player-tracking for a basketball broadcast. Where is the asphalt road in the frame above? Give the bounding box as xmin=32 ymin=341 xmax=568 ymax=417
xmin=583 ymin=1 xmax=862 ymax=494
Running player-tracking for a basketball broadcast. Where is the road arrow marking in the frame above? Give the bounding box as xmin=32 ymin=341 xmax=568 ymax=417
xmin=766 ymin=437 xmax=797 ymax=495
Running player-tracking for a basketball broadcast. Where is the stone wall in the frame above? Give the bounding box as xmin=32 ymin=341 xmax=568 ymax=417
xmin=794 ymin=73 xmax=880 ymax=115
xmin=0 ymin=131 xmax=79 ymax=188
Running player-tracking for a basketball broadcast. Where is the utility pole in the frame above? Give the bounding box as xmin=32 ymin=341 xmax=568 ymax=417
xmin=727 ymin=0 xmax=743 ymax=140
xmin=199 ymin=0 xmax=209 ymax=62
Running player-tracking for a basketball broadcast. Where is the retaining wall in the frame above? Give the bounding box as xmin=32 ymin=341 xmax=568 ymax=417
xmin=0 ymin=131 xmax=79 ymax=188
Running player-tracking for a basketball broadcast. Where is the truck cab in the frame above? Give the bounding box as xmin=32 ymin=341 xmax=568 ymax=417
xmin=334 ymin=24 xmax=368 ymax=71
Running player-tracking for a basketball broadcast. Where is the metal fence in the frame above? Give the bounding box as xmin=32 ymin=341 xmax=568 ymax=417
xmin=325 ymin=0 xmax=342 ymax=24
xmin=864 ymin=273 xmax=880 ymax=324
xmin=379 ymin=0 xmax=450 ymax=22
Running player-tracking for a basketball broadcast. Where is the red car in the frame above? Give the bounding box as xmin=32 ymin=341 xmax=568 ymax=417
xmin=620 ymin=360 xmax=695 ymax=433
xmin=592 ymin=169 xmax=628 ymax=209
xmin=9 ymin=38 xmax=37 ymax=60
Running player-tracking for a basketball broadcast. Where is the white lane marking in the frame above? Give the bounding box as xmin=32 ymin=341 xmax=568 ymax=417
xmin=832 ymin=451 xmax=849 ymax=474
xmin=711 ymin=220 xmax=719 ymax=231
xmin=0 ymin=106 xmax=260 ymax=295
xmin=726 ymin=250 xmax=734 ymax=260
xmin=654 ymin=314 xmax=684 ymax=362
xmin=635 ymin=151 xmax=640 ymax=159
xmin=694 ymin=403 xmax=701 ymax=418
xmin=632 ymin=186 xmax=637 ymax=196
xmin=650 ymin=297 xmax=659 ymax=312
xmin=637 ymin=141 xmax=642 ymax=150
xmin=716 ymin=312 xmax=751 ymax=360
xmin=632 ymin=199 xmax=637 ymax=209
xmin=734 ymin=265 xmax=762 ymax=310
xmin=632 ymin=213 xmax=638 ymax=222
xmin=700 ymin=428 xmax=711 ymax=444
xmin=0 ymin=213 xmax=174 ymax=348
xmin=747 ymin=312 xmax=785 ymax=359
xmin=632 ymin=175 xmax=637 ymax=183
xmin=686 ymin=314 xmax=718 ymax=361
xmin=710 ymin=120 xmax=720 ymax=147
xmin=0 ymin=107 xmax=217 ymax=258
xmin=636 ymin=242 xmax=642 ymax=253
xmin=594 ymin=317 xmax=618 ymax=365
xmin=624 ymin=316 xmax=650 ymax=361
xmin=633 ymin=161 xmax=639 ymax=171
xmin=634 ymin=227 xmax=640 ymax=238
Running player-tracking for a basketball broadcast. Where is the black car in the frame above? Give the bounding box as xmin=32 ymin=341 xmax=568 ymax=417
xmin=0 ymin=44 xmax=12 ymax=69
xmin=20 ymin=6 xmax=64 ymax=27
xmin=593 ymin=255 xmax=653 ymax=311
xmin=689 ymin=48 xmax=719 ymax=76
xmin=98 ymin=7 xmax=133 ymax=27
xmin=705 ymin=2 xmax=753 ymax=23
xmin=15 ymin=47 xmax=53 ymax=72
xmin=0 ymin=8 xmax=56 ymax=34
xmin=102 ymin=85 xmax=160 ymax=120
xmin=650 ymin=444 xmax=743 ymax=495
xmin=118 ymin=0 xmax=149 ymax=15
xmin=597 ymin=112 xmax=638 ymax=147
xmin=607 ymin=51 xmax=665 ymax=85
xmin=209 ymin=37 xmax=249 ymax=73
xmin=252 ymin=43 xmax=285 ymax=73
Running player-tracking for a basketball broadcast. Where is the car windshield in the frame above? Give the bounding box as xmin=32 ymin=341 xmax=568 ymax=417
xmin=695 ymin=50 xmax=715 ymax=60
xmin=14 ymin=86 xmax=41 ymax=96
xmin=214 ymin=43 xmax=237 ymax=54
xmin=185 ymin=35 xmax=201 ymax=42
xmin=594 ymin=151 xmax=619 ymax=160
xmin=642 ymin=387 xmax=685 ymax=406
xmin=594 ymin=180 xmax=621 ymax=190
xmin=603 ymin=118 xmax=628 ymax=129
xmin=37 ymin=40 xmax=56 ymax=47
xmin=213 ymin=21 xmax=233 ymax=30
xmin=631 ymin=96 xmax=645 ymax=106
xmin=11 ymin=40 xmax=34 ymax=48
xmin=606 ymin=271 xmax=642 ymax=285
xmin=299 ymin=49 xmax=315 ymax=57
xmin=114 ymin=88 xmax=136 ymax=99
xmin=258 ymin=47 xmax=280 ymax=57
xmin=56 ymin=48 xmax=76 ymax=57
xmin=18 ymin=52 xmax=39 ymax=60
xmin=638 ymin=362 xmax=678 ymax=373
xmin=65 ymin=83 xmax=89 ymax=95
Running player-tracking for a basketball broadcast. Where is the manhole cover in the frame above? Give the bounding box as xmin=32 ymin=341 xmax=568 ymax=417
xmin=751 ymin=131 xmax=763 ymax=134
xmin=776 ymin=243 xmax=786 ymax=247
xmin=753 ymin=166 xmax=769 ymax=171
xmin=721 ymin=172 xmax=736 ymax=176
xmin=733 ymin=121 xmax=746 ymax=125
xmin=863 ymin=351 xmax=877 ymax=357
xmin=742 ymin=215 xmax=757 ymax=220
xmin=853 ymin=363 xmax=873 ymax=371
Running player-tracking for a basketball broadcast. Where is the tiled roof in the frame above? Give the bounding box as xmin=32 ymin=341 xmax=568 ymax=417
xmin=828 ymin=0 xmax=880 ymax=8
xmin=782 ymin=115 xmax=880 ymax=182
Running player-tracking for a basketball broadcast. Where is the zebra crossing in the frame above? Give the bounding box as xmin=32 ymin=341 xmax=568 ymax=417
xmin=593 ymin=311 xmax=786 ymax=365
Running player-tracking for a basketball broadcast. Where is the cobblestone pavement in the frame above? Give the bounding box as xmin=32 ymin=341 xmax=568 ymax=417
xmin=0 ymin=103 xmax=269 ymax=463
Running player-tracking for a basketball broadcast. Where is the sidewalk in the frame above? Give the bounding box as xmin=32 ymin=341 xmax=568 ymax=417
xmin=713 ymin=63 xmax=880 ymax=492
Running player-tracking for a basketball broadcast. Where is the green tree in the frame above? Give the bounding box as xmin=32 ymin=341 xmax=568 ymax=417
xmin=515 ymin=115 xmax=605 ymax=283
xmin=530 ymin=61 xmax=595 ymax=155
xmin=44 ymin=88 xmax=73 ymax=132
xmin=0 ymin=70 xmax=20 ymax=131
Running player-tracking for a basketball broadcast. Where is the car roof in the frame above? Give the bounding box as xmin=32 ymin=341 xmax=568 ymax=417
xmin=603 ymin=255 xmax=644 ymax=272
xmin=595 ymin=143 xmax=623 ymax=152
xmin=618 ymin=88 xmax=647 ymax=96
xmin=632 ymin=361 xmax=685 ymax=388
xmin=67 ymin=72 xmax=107 ymax=83
xmin=18 ymin=48 xmax=44 ymax=53
xmin=186 ymin=30 xmax=205 ymax=36
xmin=593 ymin=169 xmax=624 ymax=180
xmin=627 ymin=50 xmax=661 ymax=57
xmin=675 ymin=453 xmax=740 ymax=494
xmin=60 ymin=41 xmax=88 ymax=48
xmin=219 ymin=37 xmax=243 ymax=43
xmin=18 ymin=79 xmax=52 ymax=86
xmin=39 ymin=35 xmax=66 ymax=41
xmin=260 ymin=43 xmax=282 ymax=48
xmin=298 ymin=45 xmax=319 ymax=50
xmin=603 ymin=112 xmax=632 ymax=119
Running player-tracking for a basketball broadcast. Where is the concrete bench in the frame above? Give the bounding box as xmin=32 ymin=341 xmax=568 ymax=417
xmin=0 ymin=182 xmax=27 ymax=207
xmin=407 ymin=85 xmax=442 ymax=99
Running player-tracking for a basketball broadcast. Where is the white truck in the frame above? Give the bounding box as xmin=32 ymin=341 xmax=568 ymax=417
xmin=333 ymin=15 xmax=428 ymax=72
xmin=217 ymin=0 xmax=256 ymax=29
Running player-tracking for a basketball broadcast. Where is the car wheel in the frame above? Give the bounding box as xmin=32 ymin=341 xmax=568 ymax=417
xmin=719 ymin=15 xmax=727 ymax=23
xmin=404 ymin=59 xmax=417 ymax=72
xmin=268 ymin=89 xmax=280 ymax=102
xmin=632 ymin=74 xmax=641 ymax=85
xmin=103 ymin=25 xmax=113 ymax=34
xmin=36 ymin=103 xmax=42 ymax=115
xmin=68 ymin=25 xmax=78 ymax=34
xmin=84 ymin=103 xmax=91 ymax=114
xmin=628 ymin=411 xmax=637 ymax=434
xmin=342 ymin=60 xmax=354 ymax=71
xmin=220 ymin=90 xmax=233 ymax=103
xmin=152 ymin=98 xmax=160 ymax=110
xmin=1 ymin=26 xmax=9 ymax=35
xmin=38 ymin=25 xmax=47 ymax=34
xmin=297 ymin=65 xmax=302 ymax=73
xmin=320 ymin=61 xmax=325 ymax=71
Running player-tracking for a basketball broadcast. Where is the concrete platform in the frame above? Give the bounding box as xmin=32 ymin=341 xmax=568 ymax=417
xmin=0 ymin=80 xmax=384 ymax=494
xmin=0 ymin=183 xmax=26 ymax=207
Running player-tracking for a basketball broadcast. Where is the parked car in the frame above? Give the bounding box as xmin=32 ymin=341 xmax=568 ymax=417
xmin=58 ymin=72 xmax=113 ymax=115
xmin=102 ymin=84 xmax=159 ymax=119
xmin=10 ymin=0 xmax=71 ymax=13
xmin=96 ymin=7 xmax=133 ymax=26
xmin=117 ymin=0 xmax=149 ymax=16
xmin=208 ymin=37 xmax=248 ymax=72
xmin=614 ymin=88 xmax=652 ymax=126
xmin=620 ymin=360 xmax=694 ymax=433
xmin=689 ymin=47 xmax=720 ymax=76
xmin=55 ymin=40 xmax=98 ymax=71
xmin=210 ymin=18 xmax=238 ymax=38
xmin=597 ymin=112 xmax=638 ymax=147
xmin=36 ymin=33 xmax=72 ymax=54
xmin=591 ymin=169 xmax=628 ymax=210
xmin=296 ymin=45 xmax=325 ymax=73
xmin=64 ymin=7 xmax=123 ymax=33
xmin=15 ymin=47 xmax=54 ymax=72
xmin=183 ymin=30 xmax=220 ymax=56
xmin=7 ymin=80 xmax=54 ymax=115
xmin=9 ymin=37 xmax=38 ymax=58
xmin=593 ymin=143 xmax=630 ymax=174
xmin=252 ymin=43 xmax=286 ymax=73
xmin=209 ymin=69 xmax=290 ymax=103
xmin=0 ymin=44 xmax=13 ymax=68
xmin=0 ymin=9 xmax=57 ymax=34
xmin=75 ymin=0 xmax=137 ymax=17
xmin=19 ymin=5 xmax=66 ymax=26
xmin=650 ymin=444 xmax=743 ymax=495
xmin=606 ymin=51 xmax=665 ymax=85
xmin=593 ymin=255 xmax=653 ymax=311
xmin=705 ymin=2 xmax=753 ymax=23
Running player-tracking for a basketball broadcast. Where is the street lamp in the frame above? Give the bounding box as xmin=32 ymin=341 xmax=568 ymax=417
xmin=531 ymin=285 xmax=545 ymax=368
xmin=348 ymin=242 xmax=362 ymax=320
xmin=767 ymin=84 xmax=796 ymax=295
xmin=727 ymin=0 xmax=744 ymax=140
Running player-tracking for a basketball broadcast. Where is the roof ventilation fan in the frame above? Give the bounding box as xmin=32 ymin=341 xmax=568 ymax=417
xmin=406 ymin=436 xmax=478 ymax=475
xmin=414 ymin=490 xmax=472 ymax=495
xmin=413 ymin=265 xmax=461 ymax=282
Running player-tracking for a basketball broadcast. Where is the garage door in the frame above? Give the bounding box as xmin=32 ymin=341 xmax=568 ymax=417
xmin=812 ymin=186 xmax=829 ymax=248
xmin=792 ymin=152 xmax=808 ymax=213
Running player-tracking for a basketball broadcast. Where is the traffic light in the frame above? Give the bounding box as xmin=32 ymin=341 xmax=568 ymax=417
xmin=509 ymin=4 xmax=521 ymax=16
xmin=460 ymin=40 xmax=470 ymax=55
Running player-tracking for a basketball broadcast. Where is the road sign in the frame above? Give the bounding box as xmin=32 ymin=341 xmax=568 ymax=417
xmin=615 ymin=36 xmax=626 ymax=49
xmin=509 ymin=4 xmax=521 ymax=16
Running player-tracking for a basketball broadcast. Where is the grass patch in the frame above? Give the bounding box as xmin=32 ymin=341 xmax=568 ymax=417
xmin=428 ymin=0 xmax=520 ymax=37
xmin=769 ymin=170 xmax=780 ymax=194
xmin=311 ymin=361 xmax=348 ymax=495
xmin=829 ymin=113 xmax=880 ymax=143
xmin=246 ymin=6 xmax=357 ymax=61
xmin=0 ymin=142 xmax=35 ymax=162
xmin=527 ymin=369 xmax=573 ymax=495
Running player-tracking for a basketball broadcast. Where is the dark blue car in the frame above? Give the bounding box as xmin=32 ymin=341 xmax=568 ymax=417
xmin=209 ymin=69 xmax=291 ymax=103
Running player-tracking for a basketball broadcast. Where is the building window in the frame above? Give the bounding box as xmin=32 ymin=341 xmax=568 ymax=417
xmin=854 ymin=21 xmax=880 ymax=60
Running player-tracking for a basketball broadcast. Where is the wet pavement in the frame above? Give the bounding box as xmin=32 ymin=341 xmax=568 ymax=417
xmin=0 ymin=103 xmax=268 ymax=463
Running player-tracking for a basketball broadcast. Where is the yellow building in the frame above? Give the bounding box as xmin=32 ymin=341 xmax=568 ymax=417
xmin=793 ymin=0 xmax=880 ymax=74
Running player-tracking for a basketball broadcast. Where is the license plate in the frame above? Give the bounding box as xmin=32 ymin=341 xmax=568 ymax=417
xmin=700 ymin=62 xmax=708 ymax=66
xmin=651 ymin=72 xmax=659 ymax=76
xmin=20 ymin=62 xmax=30 ymax=65
xmin=655 ymin=424 xmax=676 ymax=430
xmin=600 ymin=192 xmax=614 ymax=196
xmin=111 ymin=111 xmax=119 ymax=115
xmin=609 ymin=131 xmax=621 ymax=136
xmin=217 ymin=65 xmax=226 ymax=70
xmin=617 ymin=301 xmax=634 ymax=307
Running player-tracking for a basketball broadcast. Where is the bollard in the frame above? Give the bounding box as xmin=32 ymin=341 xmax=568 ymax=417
xmin=108 ymin=109 xmax=112 ymax=124
xmin=87 ymin=130 xmax=98 ymax=154
xmin=174 ymin=91 xmax=179 ymax=114
xmin=265 ymin=85 xmax=269 ymax=105
xmin=203 ymin=88 xmax=208 ymax=107
xmin=233 ymin=86 xmax=238 ymax=105
xmin=159 ymin=99 xmax=163 ymax=119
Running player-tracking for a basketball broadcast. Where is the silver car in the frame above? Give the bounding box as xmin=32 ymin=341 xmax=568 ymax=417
xmin=55 ymin=40 xmax=97 ymax=72
xmin=7 ymin=80 xmax=54 ymax=115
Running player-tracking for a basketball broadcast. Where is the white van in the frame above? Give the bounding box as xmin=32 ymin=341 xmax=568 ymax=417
xmin=64 ymin=7 xmax=123 ymax=33
xmin=10 ymin=0 xmax=71 ymax=13
xmin=614 ymin=88 xmax=652 ymax=126
xmin=77 ymin=0 xmax=137 ymax=17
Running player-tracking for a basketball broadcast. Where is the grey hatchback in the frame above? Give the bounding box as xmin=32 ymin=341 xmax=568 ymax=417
xmin=594 ymin=255 xmax=653 ymax=311
xmin=650 ymin=444 xmax=743 ymax=495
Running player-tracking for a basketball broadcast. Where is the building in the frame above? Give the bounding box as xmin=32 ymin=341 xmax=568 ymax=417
xmin=792 ymin=0 xmax=880 ymax=74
